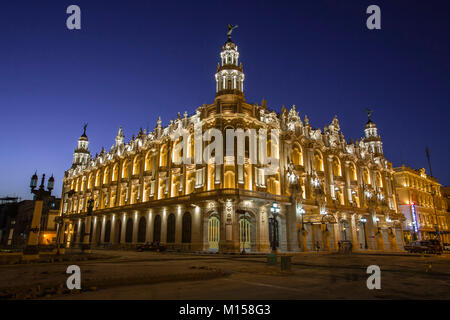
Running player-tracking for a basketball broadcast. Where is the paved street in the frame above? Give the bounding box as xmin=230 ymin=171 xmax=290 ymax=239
xmin=1 ymin=250 xmax=449 ymax=299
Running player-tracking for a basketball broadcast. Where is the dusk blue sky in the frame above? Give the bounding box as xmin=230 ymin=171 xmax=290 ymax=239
xmin=0 ymin=0 xmax=449 ymax=200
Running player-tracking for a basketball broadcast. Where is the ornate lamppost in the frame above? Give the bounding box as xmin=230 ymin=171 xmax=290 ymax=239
xmin=360 ymin=217 xmax=368 ymax=249
xmin=25 ymin=172 xmax=55 ymax=256
xmin=270 ymin=202 xmax=280 ymax=253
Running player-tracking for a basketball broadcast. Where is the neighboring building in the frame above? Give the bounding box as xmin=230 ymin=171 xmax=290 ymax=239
xmin=0 ymin=197 xmax=20 ymax=246
xmin=440 ymin=186 xmax=450 ymax=243
xmin=0 ymin=197 xmax=60 ymax=248
xmin=59 ymin=31 xmax=404 ymax=253
xmin=394 ymin=166 xmax=449 ymax=244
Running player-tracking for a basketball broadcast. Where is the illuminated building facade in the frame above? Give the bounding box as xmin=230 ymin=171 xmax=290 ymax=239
xmin=394 ymin=166 xmax=449 ymax=244
xmin=58 ymin=34 xmax=405 ymax=253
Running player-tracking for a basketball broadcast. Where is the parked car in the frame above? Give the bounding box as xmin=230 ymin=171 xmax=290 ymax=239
xmin=136 ymin=242 xmax=166 ymax=252
xmin=405 ymin=240 xmax=442 ymax=254
xmin=404 ymin=241 xmax=428 ymax=253
xmin=426 ymin=239 xmax=443 ymax=254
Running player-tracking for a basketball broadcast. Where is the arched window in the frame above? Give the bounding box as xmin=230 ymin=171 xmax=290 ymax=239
xmin=88 ymin=173 xmax=92 ymax=189
xmin=112 ymin=163 xmax=119 ymax=182
xmin=172 ymin=139 xmax=183 ymax=164
xmin=103 ymin=167 xmax=109 ymax=184
xmin=95 ymin=171 xmax=101 ymax=187
xmin=145 ymin=151 xmax=153 ymax=172
xmin=122 ymin=160 xmax=129 ymax=179
xmin=291 ymin=145 xmax=302 ymax=166
xmin=350 ymin=163 xmax=357 ymax=181
xmin=189 ymin=134 xmax=195 ymax=162
xmin=167 ymin=214 xmax=176 ymax=243
xmin=138 ymin=217 xmax=146 ymax=243
xmin=224 ymin=170 xmax=235 ymax=188
xmin=314 ymin=152 xmax=323 ymax=171
xmin=82 ymin=176 xmax=87 ymax=191
xmin=160 ymin=145 xmax=168 ymax=167
xmin=332 ymin=157 xmax=341 ymax=177
xmin=376 ymin=172 xmax=383 ymax=188
xmin=104 ymin=220 xmax=111 ymax=243
xmin=133 ymin=156 xmax=141 ymax=175
xmin=153 ymin=215 xmax=161 ymax=242
xmin=125 ymin=218 xmax=133 ymax=243
xmin=182 ymin=212 xmax=192 ymax=243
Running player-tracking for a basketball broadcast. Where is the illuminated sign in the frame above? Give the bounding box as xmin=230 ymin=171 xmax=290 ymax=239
xmin=411 ymin=203 xmax=419 ymax=233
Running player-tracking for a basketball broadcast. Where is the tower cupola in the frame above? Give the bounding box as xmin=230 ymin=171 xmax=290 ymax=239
xmin=215 ymin=25 xmax=245 ymax=97
xmin=72 ymin=124 xmax=91 ymax=167
xmin=362 ymin=109 xmax=383 ymax=155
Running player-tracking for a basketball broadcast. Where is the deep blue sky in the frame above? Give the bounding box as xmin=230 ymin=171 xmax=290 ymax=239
xmin=0 ymin=0 xmax=449 ymax=200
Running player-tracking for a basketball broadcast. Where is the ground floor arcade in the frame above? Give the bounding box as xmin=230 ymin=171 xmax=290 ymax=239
xmin=58 ymin=191 xmax=405 ymax=253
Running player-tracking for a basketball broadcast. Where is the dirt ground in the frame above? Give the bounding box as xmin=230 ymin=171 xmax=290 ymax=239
xmin=1 ymin=250 xmax=449 ymax=299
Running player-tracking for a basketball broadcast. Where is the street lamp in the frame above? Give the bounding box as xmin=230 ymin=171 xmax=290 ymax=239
xmin=270 ymin=202 xmax=280 ymax=253
xmin=360 ymin=217 xmax=368 ymax=249
xmin=374 ymin=216 xmax=380 ymax=234
xmin=25 ymin=172 xmax=55 ymax=256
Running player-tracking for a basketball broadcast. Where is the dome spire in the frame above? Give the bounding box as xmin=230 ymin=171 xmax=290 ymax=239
xmin=214 ymin=24 xmax=245 ymax=98
xmin=227 ymin=24 xmax=238 ymax=41
xmin=72 ymin=124 xmax=91 ymax=167
xmin=362 ymin=109 xmax=383 ymax=155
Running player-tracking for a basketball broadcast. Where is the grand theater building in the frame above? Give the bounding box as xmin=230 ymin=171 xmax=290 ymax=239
xmin=58 ymin=34 xmax=405 ymax=253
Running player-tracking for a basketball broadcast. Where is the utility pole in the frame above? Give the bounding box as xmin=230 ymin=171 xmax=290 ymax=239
xmin=426 ymin=147 xmax=442 ymax=248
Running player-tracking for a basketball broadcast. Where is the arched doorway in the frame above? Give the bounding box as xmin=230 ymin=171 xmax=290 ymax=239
xmin=153 ymin=215 xmax=161 ymax=242
xmin=88 ymin=221 xmax=93 ymax=243
xmin=125 ymin=218 xmax=133 ymax=243
xmin=115 ymin=219 xmax=122 ymax=244
xmin=182 ymin=212 xmax=192 ymax=243
xmin=138 ymin=217 xmax=146 ymax=243
xmin=72 ymin=223 xmax=78 ymax=247
xmin=239 ymin=212 xmax=252 ymax=251
xmin=340 ymin=220 xmax=351 ymax=241
xmin=166 ymin=214 xmax=175 ymax=243
xmin=208 ymin=213 xmax=220 ymax=252
xmin=95 ymin=220 xmax=102 ymax=245
xmin=321 ymin=214 xmax=337 ymax=251
xmin=104 ymin=220 xmax=111 ymax=243
xmin=357 ymin=220 xmax=367 ymax=250
xmin=80 ymin=222 xmax=86 ymax=244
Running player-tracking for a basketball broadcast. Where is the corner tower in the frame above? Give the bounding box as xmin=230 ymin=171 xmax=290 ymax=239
xmin=362 ymin=109 xmax=383 ymax=155
xmin=214 ymin=25 xmax=245 ymax=98
xmin=72 ymin=124 xmax=91 ymax=167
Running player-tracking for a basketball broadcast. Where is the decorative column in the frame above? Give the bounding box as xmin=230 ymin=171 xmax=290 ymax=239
xmin=344 ymin=161 xmax=352 ymax=205
xmin=327 ymin=155 xmax=335 ymax=200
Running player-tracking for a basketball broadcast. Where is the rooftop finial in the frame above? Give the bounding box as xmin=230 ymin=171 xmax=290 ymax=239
xmin=366 ymin=108 xmax=373 ymax=122
xmin=82 ymin=123 xmax=88 ymax=137
xmin=227 ymin=24 xmax=238 ymax=41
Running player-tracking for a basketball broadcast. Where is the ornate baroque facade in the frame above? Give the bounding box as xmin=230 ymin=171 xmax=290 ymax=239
xmin=58 ymin=34 xmax=405 ymax=253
